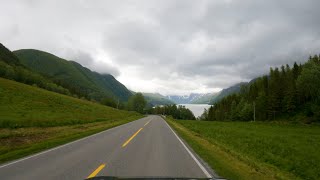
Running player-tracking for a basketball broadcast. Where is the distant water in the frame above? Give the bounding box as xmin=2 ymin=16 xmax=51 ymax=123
xmin=179 ymin=104 xmax=211 ymax=117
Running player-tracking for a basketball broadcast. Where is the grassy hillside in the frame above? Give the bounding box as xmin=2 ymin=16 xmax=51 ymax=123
xmin=142 ymin=93 xmax=174 ymax=107
xmin=0 ymin=77 xmax=140 ymax=128
xmin=167 ymin=118 xmax=320 ymax=179
xmin=0 ymin=44 xmax=71 ymax=95
xmin=0 ymin=77 xmax=142 ymax=162
xmin=14 ymin=49 xmax=132 ymax=101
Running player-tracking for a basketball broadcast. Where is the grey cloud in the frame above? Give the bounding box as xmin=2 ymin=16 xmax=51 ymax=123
xmin=1 ymin=0 xmax=320 ymax=94
xmin=69 ymin=50 xmax=93 ymax=66
xmin=68 ymin=50 xmax=120 ymax=77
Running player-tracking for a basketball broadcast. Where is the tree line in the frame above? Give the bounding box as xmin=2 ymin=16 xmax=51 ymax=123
xmin=200 ymin=55 xmax=320 ymax=123
xmin=147 ymin=104 xmax=196 ymax=120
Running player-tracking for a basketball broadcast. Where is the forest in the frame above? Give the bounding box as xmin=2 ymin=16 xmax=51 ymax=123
xmin=200 ymin=55 xmax=320 ymax=123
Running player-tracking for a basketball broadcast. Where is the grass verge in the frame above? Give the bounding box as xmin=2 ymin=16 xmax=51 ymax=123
xmin=0 ymin=115 xmax=141 ymax=164
xmin=166 ymin=118 xmax=320 ymax=179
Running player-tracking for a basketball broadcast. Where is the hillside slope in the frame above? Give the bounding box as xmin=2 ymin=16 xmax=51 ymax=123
xmin=0 ymin=43 xmax=71 ymax=95
xmin=210 ymin=82 xmax=247 ymax=104
xmin=0 ymin=44 xmax=20 ymax=65
xmin=0 ymin=77 xmax=140 ymax=128
xmin=14 ymin=49 xmax=132 ymax=101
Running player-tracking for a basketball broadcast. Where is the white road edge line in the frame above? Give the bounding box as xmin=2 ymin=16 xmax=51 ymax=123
xmin=164 ymin=120 xmax=212 ymax=178
xmin=0 ymin=117 xmax=146 ymax=169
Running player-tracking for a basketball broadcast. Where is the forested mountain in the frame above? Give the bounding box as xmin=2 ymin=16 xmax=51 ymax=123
xmin=0 ymin=43 xmax=70 ymax=95
xmin=203 ymin=55 xmax=320 ymax=123
xmin=14 ymin=49 xmax=132 ymax=101
xmin=209 ymin=82 xmax=247 ymax=104
xmin=142 ymin=93 xmax=174 ymax=107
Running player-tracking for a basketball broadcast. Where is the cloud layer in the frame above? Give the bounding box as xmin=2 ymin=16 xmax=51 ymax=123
xmin=1 ymin=0 xmax=320 ymax=95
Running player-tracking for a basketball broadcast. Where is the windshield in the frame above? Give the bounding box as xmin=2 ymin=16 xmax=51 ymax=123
xmin=1 ymin=1 xmax=319 ymax=180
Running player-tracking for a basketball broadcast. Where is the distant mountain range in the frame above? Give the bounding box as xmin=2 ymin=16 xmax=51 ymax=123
xmin=142 ymin=93 xmax=174 ymax=107
xmin=166 ymin=93 xmax=217 ymax=104
xmin=147 ymin=82 xmax=248 ymax=105
xmin=189 ymin=93 xmax=220 ymax=104
xmin=139 ymin=81 xmax=248 ymax=106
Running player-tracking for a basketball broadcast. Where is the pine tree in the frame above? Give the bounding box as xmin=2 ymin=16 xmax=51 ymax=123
xmin=229 ymin=100 xmax=238 ymax=121
xmin=208 ymin=106 xmax=215 ymax=121
xmin=283 ymin=65 xmax=296 ymax=113
xmin=268 ymin=67 xmax=281 ymax=119
xmin=256 ymin=91 xmax=268 ymax=120
xmin=293 ymin=62 xmax=299 ymax=80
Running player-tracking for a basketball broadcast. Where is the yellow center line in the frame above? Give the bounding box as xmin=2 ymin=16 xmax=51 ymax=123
xmin=144 ymin=120 xmax=151 ymax=126
xmin=87 ymin=163 xmax=106 ymax=178
xmin=122 ymin=128 xmax=143 ymax=147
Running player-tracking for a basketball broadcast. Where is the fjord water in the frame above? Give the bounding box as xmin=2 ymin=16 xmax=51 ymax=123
xmin=179 ymin=104 xmax=211 ymax=118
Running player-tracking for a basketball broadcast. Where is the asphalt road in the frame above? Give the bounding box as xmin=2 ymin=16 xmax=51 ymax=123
xmin=0 ymin=115 xmax=213 ymax=179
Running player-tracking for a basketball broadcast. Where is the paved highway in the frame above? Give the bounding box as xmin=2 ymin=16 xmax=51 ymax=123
xmin=0 ymin=115 xmax=213 ymax=179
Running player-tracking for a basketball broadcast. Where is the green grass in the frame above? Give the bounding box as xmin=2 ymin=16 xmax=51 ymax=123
xmin=0 ymin=77 xmax=143 ymax=162
xmin=0 ymin=77 xmax=140 ymax=128
xmin=167 ymin=118 xmax=320 ymax=180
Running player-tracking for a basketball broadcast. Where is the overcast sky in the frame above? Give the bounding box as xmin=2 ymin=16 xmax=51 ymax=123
xmin=1 ymin=0 xmax=320 ymax=95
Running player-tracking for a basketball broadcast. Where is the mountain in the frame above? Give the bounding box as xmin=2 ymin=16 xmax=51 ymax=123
xmin=190 ymin=92 xmax=220 ymax=104
xmin=166 ymin=82 xmax=247 ymax=105
xmin=0 ymin=43 xmax=71 ymax=95
xmin=166 ymin=93 xmax=213 ymax=104
xmin=14 ymin=49 xmax=132 ymax=101
xmin=0 ymin=44 xmax=20 ymax=66
xmin=210 ymin=82 xmax=248 ymax=104
xmin=142 ymin=93 xmax=174 ymax=107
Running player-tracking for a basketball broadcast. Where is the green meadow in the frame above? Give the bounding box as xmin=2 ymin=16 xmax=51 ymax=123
xmin=167 ymin=118 xmax=320 ymax=180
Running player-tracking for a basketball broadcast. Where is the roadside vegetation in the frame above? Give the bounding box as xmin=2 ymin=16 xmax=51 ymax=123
xmin=127 ymin=92 xmax=147 ymax=114
xmin=0 ymin=78 xmax=142 ymax=163
xmin=167 ymin=118 xmax=320 ymax=180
